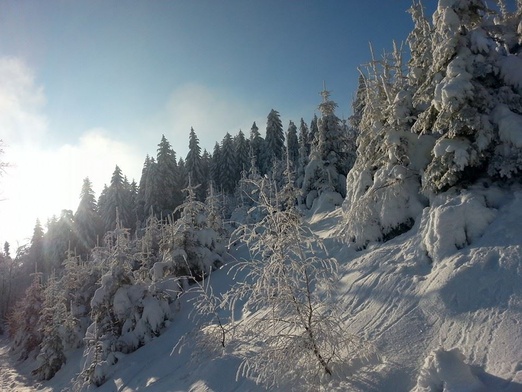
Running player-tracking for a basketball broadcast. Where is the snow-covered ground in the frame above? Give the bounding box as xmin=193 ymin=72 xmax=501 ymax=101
xmin=2 ymin=188 xmax=522 ymax=391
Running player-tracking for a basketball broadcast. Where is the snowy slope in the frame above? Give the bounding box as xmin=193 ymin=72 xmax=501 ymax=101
xmin=14 ymin=188 xmax=521 ymax=392
xmin=322 ymin=187 xmax=522 ymax=391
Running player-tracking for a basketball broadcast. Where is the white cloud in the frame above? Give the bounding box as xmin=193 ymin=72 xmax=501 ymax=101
xmin=149 ymin=83 xmax=266 ymax=156
xmin=0 ymin=57 xmax=143 ymax=250
xmin=0 ymin=56 xmax=48 ymax=146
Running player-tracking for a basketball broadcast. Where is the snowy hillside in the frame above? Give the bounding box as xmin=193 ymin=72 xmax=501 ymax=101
xmin=0 ymin=186 xmax=512 ymax=392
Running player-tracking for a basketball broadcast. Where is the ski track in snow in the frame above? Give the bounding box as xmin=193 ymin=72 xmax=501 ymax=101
xmin=0 ymin=336 xmax=40 ymax=392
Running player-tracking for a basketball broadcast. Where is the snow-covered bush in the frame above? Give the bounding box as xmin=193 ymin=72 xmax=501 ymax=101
xmin=156 ymin=182 xmax=226 ymax=280
xmin=412 ymin=348 xmax=487 ymax=392
xmin=228 ymin=177 xmax=368 ymax=390
xmin=77 ymin=224 xmax=174 ymax=388
xmin=8 ymin=273 xmax=43 ymax=361
xmin=420 ymin=189 xmax=497 ymax=262
xmin=33 ymin=273 xmax=67 ymax=380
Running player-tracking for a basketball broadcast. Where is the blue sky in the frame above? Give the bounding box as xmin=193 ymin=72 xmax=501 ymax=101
xmin=0 ymin=0 xmax=437 ymax=248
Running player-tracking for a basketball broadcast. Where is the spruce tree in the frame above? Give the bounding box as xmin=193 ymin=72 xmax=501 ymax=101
xmin=219 ymin=133 xmax=237 ymax=195
xmin=201 ymin=149 xmax=211 ymax=196
xmin=9 ymin=273 xmax=44 ymax=361
xmin=265 ymin=109 xmax=285 ymax=169
xmin=211 ymin=142 xmax=222 ymax=191
xmin=33 ymin=272 xmax=67 ymax=380
xmin=411 ymin=0 xmax=522 ymax=192
xmin=309 ymin=114 xmax=319 ymax=150
xmin=75 ymin=178 xmax=102 ymax=258
xmin=156 ymin=135 xmax=181 ymax=216
xmin=249 ymin=121 xmax=264 ymax=174
xmin=100 ymin=166 xmax=133 ymax=232
xmin=29 ymin=219 xmax=44 ymax=274
xmin=286 ymin=120 xmax=299 ymax=168
xmin=234 ymin=129 xmax=250 ymax=180
xmin=186 ymin=127 xmax=204 ymax=199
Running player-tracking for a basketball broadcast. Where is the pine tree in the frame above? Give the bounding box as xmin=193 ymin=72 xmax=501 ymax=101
xmin=211 ymin=142 xmax=222 ymax=191
xmin=249 ymin=122 xmax=264 ymax=174
xmin=144 ymin=157 xmax=159 ymax=218
xmin=156 ymin=135 xmax=181 ymax=216
xmin=219 ymin=132 xmax=237 ymax=195
xmin=411 ymin=0 xmax=522 ymax=192
xmin=186 ymin=127 xmax=204 ymax=200
xmin=309 ymin=114 xmax=319 ymax=150
xmin=43 ymin=210 xmax=76 ymax=275
xmin=200 ymin=149 xmax=211 ymax=196
xmin=297 ymin=118 xmax=310 ymax=188
xmin=302 ymin=86 xmax=348 ymax=204
xmin=33 ymin=272 xmax=67 ymax=380
xmin=99 ymin=166 xmax=133 ymax=232
xmin=75 ymin=178 xmax=102 ymax=258
xmin=29 ymin=219 xmax=44 ymax=274
xmin=136 ymin=155 xmax=151 ymax=224
xmin=177 ymin=157 xmax=188 ymax=194
xmin=339 ymin=39 xmax=431 ymax=247
xmin=234 ymin=129 xmax=250 ymax=181
xmin=9 ymin=273 xmax=44 ymax=361
xmin=265 ymin=109 xmax=285 ymax=169
xmin=286 ymin=120 xmax=299 ymax=168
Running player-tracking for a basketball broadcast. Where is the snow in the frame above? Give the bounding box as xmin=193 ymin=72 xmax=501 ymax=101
xmin=500 ymin=55 xmax=522 ymax=90
xmin=433 ymin=137 xmax=471 ymax=169
xmin=492 ymin=104 xmax=522 ymax=148
xmin=412 ymin=348 xmax=487 ymax=392
xmin=433 ymin=52 xmax=474 ymax=113
xmin=1 ymin=190 xmax=521 ymax=391
xmin=420 ymin=189 xmax=497 ymax=262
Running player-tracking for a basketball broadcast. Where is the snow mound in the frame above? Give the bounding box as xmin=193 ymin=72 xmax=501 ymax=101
xmin=308 ymin=190 xmax=343 ymax=215
xmin=420 ymin=190 xmax=496 ymax=262
xmin=412 ymin=348 xmax=486 ymax=392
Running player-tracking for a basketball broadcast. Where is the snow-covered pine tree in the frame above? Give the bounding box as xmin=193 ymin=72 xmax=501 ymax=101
xmin=201 ymin=149 xmax=212 ymax=193
xmin=99 ymin=166 xmax=134 ymax=233
xmin=80 ymin=221 xmax=173 ymax=387
xmin=43 ymin=210 xmax=77 ymax=278
xmin=74 ymin=177 xmax=102 ymax=258
xmin=0 ymin=243 xmax=15 ymax=321
xmin=57 ymin=254 xmax=90 ymax=352
xmin=297 ymin=118 xmax=310 ymax=190
xmin=211 ymin=142 xmax=222 ymax=191
xmin=33 ymin=272 xmax=67 ymax=380
xmin=156 ymin=135 xmax=182 ymax=216
xmin=301 ymin=86 xmax=348 ymax=206
xmin=249 ymin=121 xmax=264 ymax=174
xmin=29 ymin=219 xmax=44 ymax=274
xmin=9 ymin=273 xmax=44 ymax=361
xmin=340 ymin=39 xmax=433 ymax=248
xmin=186 ymin=127 xmax=205 ymax=200
xmin=411 ymin=0 xmax=522 ymax=192
xmin=234 ymin=129 xmax=250 ymax=183
xmin=309 ymin=114 xmax=319 ymax=150
xmin=219 ymin=132 xmax=237 ymax=195
xmin=264 ymin=109 xmax=285 ymax=172
xmin=136 ymin=155 xmax=152 ymax=225
xmin=177 ymin=157 xmax=188 ymax=199
xmin=286 ymin=120 xmax=299 ymax=169
xmin=159 ymin=179 xmax=225 ymax=279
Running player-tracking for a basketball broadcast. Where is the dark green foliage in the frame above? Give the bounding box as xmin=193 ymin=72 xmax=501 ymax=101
xmin=75 ymin=178 xmax=102 ymax=258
